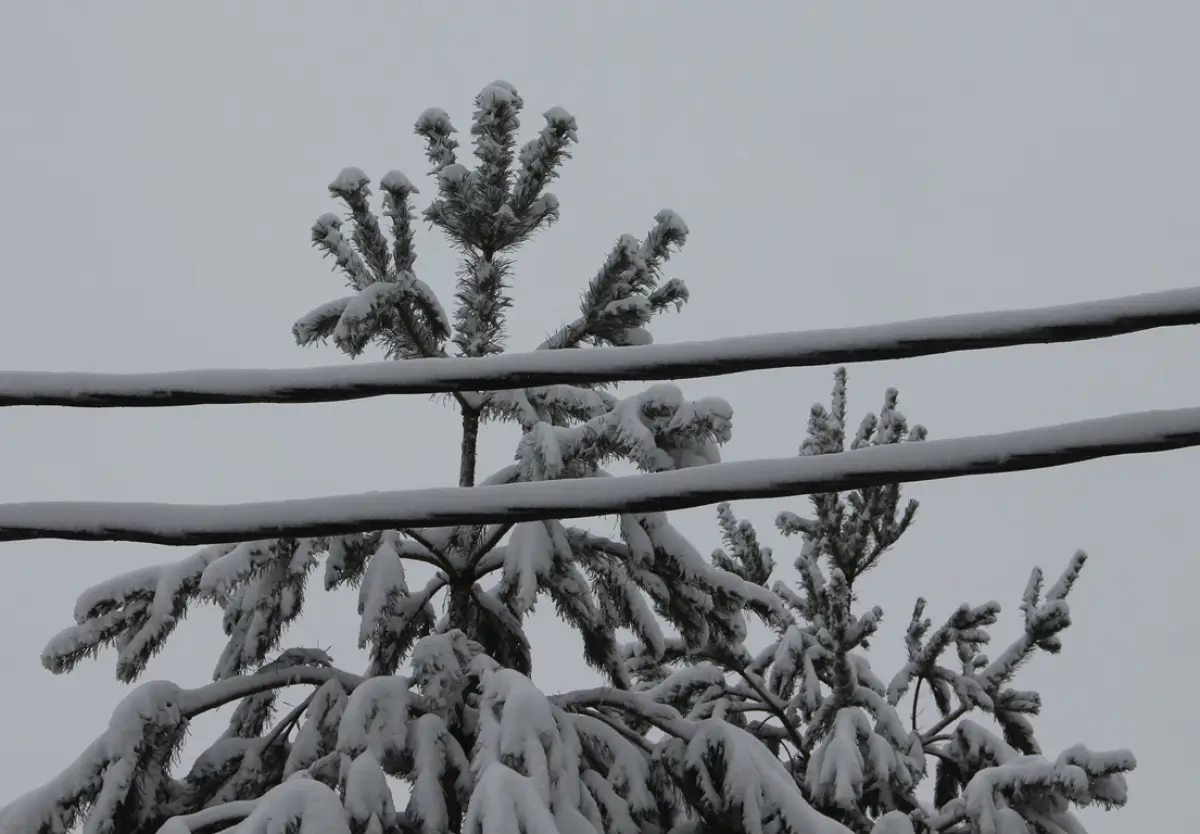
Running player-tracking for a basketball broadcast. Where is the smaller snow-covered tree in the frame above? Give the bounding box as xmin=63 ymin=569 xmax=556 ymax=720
xmin=0 ymin=83 xmax=1134 ymax=834
xmin=620 ymin=369 xmax=1135 ymax=834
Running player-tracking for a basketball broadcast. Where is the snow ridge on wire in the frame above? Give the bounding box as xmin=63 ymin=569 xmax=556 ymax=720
xmin=1 ymin=286 xmax=1198 ymax=408
xmin=2 ymin=405 xmax=1199 ymax=546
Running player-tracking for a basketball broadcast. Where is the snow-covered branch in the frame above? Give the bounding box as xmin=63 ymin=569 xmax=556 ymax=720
xmin=2 ymin=286 xmax=1197 ymax=407
xmin=3 ymin=405 xmax=1199 ymax=545
xmin=550 ymin=686 xmax=696 ymax=739
xmin=155 ymin=799 xmax=258 ymax=833
xmin=176 ymin=665 xmax=365 ymax=719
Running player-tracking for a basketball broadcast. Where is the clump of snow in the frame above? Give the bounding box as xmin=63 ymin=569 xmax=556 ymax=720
xmin=357 ymin=531 xmax=410 ymax=647
xmin=312 ymin=212 xmax=342 ymax=235
xmin=513 ymin=381 xmax=733 ymax=481
xmin=654 ymin=208 xmax=689 ymax=237
xmin=111 ymin=680 xmax=184 ymax=734
xmin=541 ymin=106 xmax=578 ymax=140
xmin=528 ymin=192 xmax=559 ymax=220
xmin=416 ymin=107 xmax=456 ymax=134
xmin=477 ymin=83 xmax=516 ymax=110
xmin=807 ymin=707 xmax=915 ymax=811
xmin=333 ymin=282 xmax=408 ymax=356
xmin=329 ymin=167 xmax=370 ymax=196
xmin=336 ymin=675 xmax=414 ymax=764
xmin=502 ymin=522 xmax=557 ymax=616
xmin=406 ymin=713 xmax=471 ymax=834
xmin=470 ymin=665 xmax=604 ymax=831
xmin=231 ymin=779 xmax=350 ymax=834
xmin=409 ymin=633 xmax=474 ymax=701
xmin=463 ymin=765 xmax=559 ymax=834
xmin=379 ymin=169 xmax=418 ymax=195
xmin=156 ymin=800 xmax=259 ymax=834
xmin=602 ymin=295 xmax=653 ymax=325
xmin=643 ymin=663 xmax=726 ymax=705
xmin=1057 ymin=744 xmax=1136 ymax=778
xmin=262 ymin=646 xmax=334 ymax=673
xmin=611 ymin=326 xmax=653 ymax=347
xmin=71 ymin=564 xmax=160 ymax=622
xmin=200 ymin=539 xmax=279 ymax=597
xmin=343 ymin=751 xmax=397 ymax=832
xmin=292 ymin=296 xmax=353 ymax=347
xmin=406 ymin=274 xmax=452 ymax=337
xmin=437 ymin=163 xmax=470 ymax=188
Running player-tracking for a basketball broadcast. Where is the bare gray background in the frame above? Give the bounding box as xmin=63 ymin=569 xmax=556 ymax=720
xmin=1 ymin=3 xmax=1196 ymax=831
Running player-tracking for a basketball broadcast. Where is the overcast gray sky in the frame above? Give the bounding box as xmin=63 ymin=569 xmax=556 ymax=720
xmin=1 ymin=3 xmax=1197 ymax=831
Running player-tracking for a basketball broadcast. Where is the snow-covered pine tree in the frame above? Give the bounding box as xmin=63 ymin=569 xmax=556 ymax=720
xmin=0 ymin=83 xmax=1134 ymax=834
xmin=0 ymin=81 xmax=759 ymax=834
xmin=618 ymin=370 xmax=1134 ymax=834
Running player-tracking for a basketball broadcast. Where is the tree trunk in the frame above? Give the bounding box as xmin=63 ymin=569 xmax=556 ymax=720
xmin=459 ymin=406 xmax=480 ymax=488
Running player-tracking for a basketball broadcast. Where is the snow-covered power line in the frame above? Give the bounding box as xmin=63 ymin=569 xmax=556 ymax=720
xmin=4 ymin=405 xmax=1198 ymax=545
xmin=1 ymin=286 xmax=1197 ymax=408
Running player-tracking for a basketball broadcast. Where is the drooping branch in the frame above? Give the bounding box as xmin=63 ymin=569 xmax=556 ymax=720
xmin=551 ymin=687 xmax=695 ymax=740
xmin=2 ymin=405 xmax=1199 ymax=546
xmin=1 ymin=286 xmax=1197 ymax=407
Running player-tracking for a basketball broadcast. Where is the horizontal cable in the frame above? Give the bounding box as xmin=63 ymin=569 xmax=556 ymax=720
xmin=1 ymin=287 xmax=1197 ymax=408
xmin=3 ymin=405 xmax=1198 ymax=545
